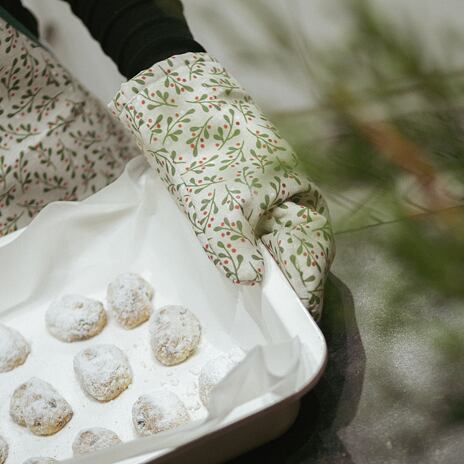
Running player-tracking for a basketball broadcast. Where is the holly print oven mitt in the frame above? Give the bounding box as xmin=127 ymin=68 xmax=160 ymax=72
xmin=109 ymin=52 xmax=334 ymax=320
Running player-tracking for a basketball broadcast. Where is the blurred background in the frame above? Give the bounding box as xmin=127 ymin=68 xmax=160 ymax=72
xmin=22 ymin=1 xmax=464 ymax=462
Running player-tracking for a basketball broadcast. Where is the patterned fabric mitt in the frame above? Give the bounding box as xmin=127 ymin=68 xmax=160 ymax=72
xmin=109 ymin=52 xmax=334 ymax=319
xmin=0 ymin=18 xmax=136 ymax=236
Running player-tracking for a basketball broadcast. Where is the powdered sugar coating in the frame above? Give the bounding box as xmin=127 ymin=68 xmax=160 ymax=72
xmin=45 ymin=295 xmax=107 ymax=342
xmin=0 ymin=324 xmax=30 ymax=372
xmin=23 ymin=458 xmax=57 ymax=464
xmin=0 ymin=436 xmax=8 ymax=464
xmin=72 ymin=427 xmax=121 ymax=455
xmin=74 ymin=344 xmax=132 ymax=402
xmin=107 ymin=273 xmax=153 ymax=329
xmin=132 ymin=391 xmax=190 ymax=436
xmin=199 ymin=352 xmax=243 ymax=406
xmin=149 ymin=305 xmax=201 ymax=366
xmin=10 ymin=377 xmax=73 ymax=436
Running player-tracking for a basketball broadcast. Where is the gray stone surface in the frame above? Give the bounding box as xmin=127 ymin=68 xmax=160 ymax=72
xmin=230 ymin=221 xmax=464 ymax=463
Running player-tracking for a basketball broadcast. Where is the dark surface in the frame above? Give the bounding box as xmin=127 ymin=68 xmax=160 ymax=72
xmin=229 ymin=222 xmax=464 ymax=464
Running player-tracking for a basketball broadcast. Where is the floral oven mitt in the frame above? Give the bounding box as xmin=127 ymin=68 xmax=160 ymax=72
xmin=109 ymin=53 xmax=334 ymax=320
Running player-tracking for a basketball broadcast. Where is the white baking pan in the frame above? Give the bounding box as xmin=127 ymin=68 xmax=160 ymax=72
xmin=0 ymin=157 xmax=327 ymax=464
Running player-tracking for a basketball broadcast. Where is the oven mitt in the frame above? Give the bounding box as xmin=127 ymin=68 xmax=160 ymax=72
xmin=109 ymin=53 xmax=334 ymax=319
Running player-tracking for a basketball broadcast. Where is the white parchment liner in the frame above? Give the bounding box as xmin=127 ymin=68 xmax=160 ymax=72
xmin=0 ymin=157 xmax=321 ymax=464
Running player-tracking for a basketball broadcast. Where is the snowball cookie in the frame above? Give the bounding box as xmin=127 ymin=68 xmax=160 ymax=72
xmin=199 ymin=352 xmax=243 ymax=406
xmin=46 ymin=295 xmax=107 ymax=342
xmin=10 ymin=377 xmax=73 ymax=436
xmin=0 ymin=323 xmax=30 ymax=373
xmin=149 ymin=305 xmax=201 ymax=366
xmin=0 ymin=436 xmax=8 ymax=464
xmin=107 ymin=273 xmax=153 ymax=329
xmin=72 ymin=427 xmax=121 ymax=455
xmin=23 ymin=458 xmax=58 ymax=464
xmin=74 ymin=344 xmax=132 ymax=402
xmin=132 ymin=391 xmax=190 ymax=436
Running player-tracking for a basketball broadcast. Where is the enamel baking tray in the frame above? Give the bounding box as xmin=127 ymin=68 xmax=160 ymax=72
xmin=0 ymin=157 xmax=327 ymax=464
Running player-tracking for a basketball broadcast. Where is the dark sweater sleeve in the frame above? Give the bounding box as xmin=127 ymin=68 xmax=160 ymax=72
xmin=62 ymin=0 xmax=205 ymax=78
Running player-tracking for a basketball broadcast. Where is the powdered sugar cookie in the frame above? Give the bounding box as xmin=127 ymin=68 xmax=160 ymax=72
xmin=23 ymin=458 xmax=57 ymax=464
xmin=0 ymin=436 xmax=8 ymax=464
xmin=149 ymin=305 xmax=201 ymax=366
xmin=107 ymin=273 xmax=153 ymax=329
xmin=74 ymin=344 xmax=132 ymax=402
xmin=132 ymin=391 xmax=190 ymax=436
xmin=10 ymin=377 xmax=73 ymax=436
xmin=199 ymin=351 xmax=244 ymax=406
xmin=46 ymin=295 xmax=106 ymax=342
xmin=0 ymin=324 xmax=30 ymax=372
xmin=72 ymin=427 xmax=121 ymax=455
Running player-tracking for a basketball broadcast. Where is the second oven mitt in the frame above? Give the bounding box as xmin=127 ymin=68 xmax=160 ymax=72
xmin=109 ymin=52 xmax=334 ymax=319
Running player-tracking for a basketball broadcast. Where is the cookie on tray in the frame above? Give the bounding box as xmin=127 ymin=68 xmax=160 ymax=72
xmin=132 ymin=391 xmax=190 ymax=436
xmin=10 ymin=377 xmax=73 ymax=436
xmin=149 ymin=305 xmax=201 ymax=366
xmin=0 ymin=323 xmax=30 ymax=372
xmin=107 ymin=273 xmax=153 ymax=329
xmin=74 ymin=344 xmax=132 ymax=402
xmin=45 ymin=295 xmax=106 ymax=342
xmin=72 ymin=427 xmax=121 ymax=455
xmin=199 ymin=351 xmax=244 ymax=406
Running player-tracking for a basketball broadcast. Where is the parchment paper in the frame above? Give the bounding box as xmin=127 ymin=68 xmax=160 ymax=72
xmin=0 ymin=157 xmax=315 ymax=463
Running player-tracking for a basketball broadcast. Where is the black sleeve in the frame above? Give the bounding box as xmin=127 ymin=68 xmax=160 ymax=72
xmin=1 ymin=0 xmax=39 ymax=38
xmin=62 ymin=0 xmax=205 ymax=78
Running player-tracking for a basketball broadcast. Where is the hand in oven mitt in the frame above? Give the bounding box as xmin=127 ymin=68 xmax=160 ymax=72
xmin=109 ymin=53 xmax=334 ymax=320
